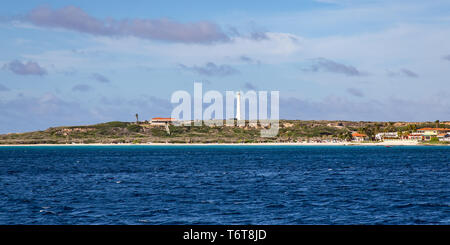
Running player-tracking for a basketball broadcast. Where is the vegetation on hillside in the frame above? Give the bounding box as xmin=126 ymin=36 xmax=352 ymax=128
xmin=0 ymin=120 xmax=449 ymax=144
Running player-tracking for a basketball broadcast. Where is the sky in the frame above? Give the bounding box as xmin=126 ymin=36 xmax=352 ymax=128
xmin=1 ymin=0 xmax=450 ymax=133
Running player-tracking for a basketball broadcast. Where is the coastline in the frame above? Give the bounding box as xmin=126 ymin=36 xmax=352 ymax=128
xmin=0 ymin=141 xmax=446 ymax=147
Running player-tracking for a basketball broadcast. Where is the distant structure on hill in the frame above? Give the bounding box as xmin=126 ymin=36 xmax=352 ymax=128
xmin=236 ymin=91 xmax=242 ymax=121
xmin=152 ymin=91 xmax=243 ymax=126
xmin=151 ymin=117 xmax=176 ymax=126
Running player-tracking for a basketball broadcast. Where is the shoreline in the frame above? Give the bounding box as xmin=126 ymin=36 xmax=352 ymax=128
xmin=0 ymin=141 xmax=447 ymax=147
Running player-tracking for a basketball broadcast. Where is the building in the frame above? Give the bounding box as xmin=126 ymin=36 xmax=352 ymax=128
xmin=407 ymin=133 xmax=423 ymax=141
xmin=416 ymin=128 xmax=450 ymax=141
xmin=151 ymin=117 xmax=176 ymax=125
xmin=236 ymin=91 xmax=242 ymax=121
xmin=352 ymin=132 xmax=369 ymax=142
xmin=438 ymin=133 xmax=450 ymax=142
xmin=375 ymin=132 xmax=398 ymax=141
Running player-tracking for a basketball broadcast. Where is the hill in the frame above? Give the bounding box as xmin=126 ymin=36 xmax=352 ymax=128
xmin=0 ymin=120 xmax=449 ymax=145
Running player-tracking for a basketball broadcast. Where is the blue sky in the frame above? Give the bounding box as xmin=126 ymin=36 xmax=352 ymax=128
xmin=1 ymin=0 xmax=450 ymax=133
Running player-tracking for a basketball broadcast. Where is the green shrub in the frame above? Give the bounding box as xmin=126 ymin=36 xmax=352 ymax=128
xmin=430 ymin=137 xmax=439 ymax=142
xmin=132 ymin=139 xmax=142 ymax=144
xmin=127 ymin=124 xmax=142 ymax=133
xmin=151 ymin=127 xmax=168 ymax=137
xmin=94 ymin=121 xmax=129 ymax=129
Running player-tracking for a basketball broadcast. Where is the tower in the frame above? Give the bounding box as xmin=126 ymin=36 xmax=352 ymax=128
xmin=236 ymin=91 xmax=241 ymax=121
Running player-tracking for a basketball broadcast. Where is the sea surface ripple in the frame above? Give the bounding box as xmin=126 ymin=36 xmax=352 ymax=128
xmin=0 ymin=145 xmax=449 ymax=224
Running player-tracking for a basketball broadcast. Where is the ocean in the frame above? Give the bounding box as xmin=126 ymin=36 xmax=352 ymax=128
xmin=0 ymin=145 xmax=448 ymax=225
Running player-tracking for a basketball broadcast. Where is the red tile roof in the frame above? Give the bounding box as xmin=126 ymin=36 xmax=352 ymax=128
xmin=417 ymin=128 xmax=450 ymax=131
xmin=152 ymin=117 xmax=175 ymax=121
xmin=352 ymin=132 xmax=367 ymax=137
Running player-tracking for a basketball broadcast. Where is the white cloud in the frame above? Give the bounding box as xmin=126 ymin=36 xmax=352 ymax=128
xmin=87 ymin=32 xmax=303 ymax=66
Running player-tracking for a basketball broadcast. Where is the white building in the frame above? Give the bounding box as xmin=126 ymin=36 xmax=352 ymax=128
xmin=352 ymin=132 xmax=369 ymax=142
xmin=236 ymin=91 xmax=242 ymax=121
xmin=438 ymin=133 xmax=450 ymax=142
xmin=375 ymin=132 xmax=398 ymax=141
xmin=151 ymin=117 xmax=176 ymax=125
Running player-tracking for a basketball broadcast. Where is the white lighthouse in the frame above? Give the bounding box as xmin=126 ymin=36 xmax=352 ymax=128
xmin=236 ymin=91 xmax=242 ymax=121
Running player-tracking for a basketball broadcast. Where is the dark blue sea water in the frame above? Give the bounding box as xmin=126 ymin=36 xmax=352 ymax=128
xmin=0 ymin=145 xmax=449 ymax=225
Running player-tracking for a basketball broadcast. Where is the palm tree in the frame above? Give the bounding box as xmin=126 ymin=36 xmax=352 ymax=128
xmin=397 ymin=130 xmax=403 ymax=139
xmin=407 ymin=124 xmax=412 ymax=132
xmin=340 ymin=131 xmax=353 ymax=141
xmin=135 ymin=113 xmax=139 ymax=124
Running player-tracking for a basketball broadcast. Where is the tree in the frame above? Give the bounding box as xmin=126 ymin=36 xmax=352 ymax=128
xmin=127 ymin=124 xmax=142 ymax=133
xmin=435 ymin=120 xmax=440 ymax=128
xmin=375 ymin=125 xmax=381 ymax=134
xmin=135 ymin=113 xmax=139 ymax=124
xmin=364 ymin=128 xmax=375 ymax=141
xmin=398 ymin=130 xmax=409 ymax=139
xmin=358 ymin=127 xmax=374 ymax=141
xmin=339 ymin=131 xmax=353 ymax=141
